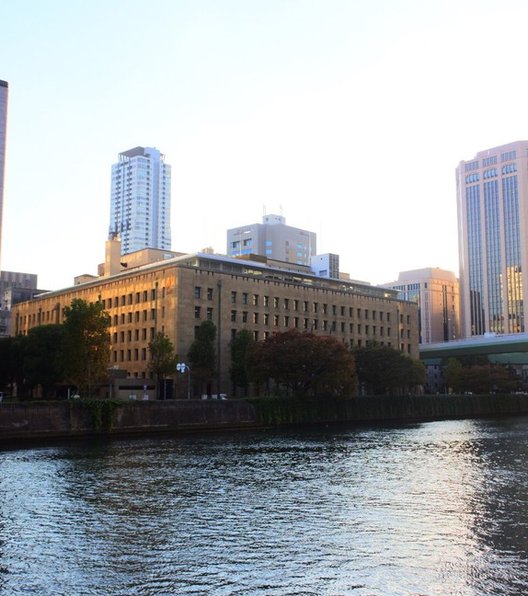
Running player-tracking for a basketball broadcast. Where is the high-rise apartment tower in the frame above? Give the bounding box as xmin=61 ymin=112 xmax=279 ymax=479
xmin=0 ymin=80 xmax=8 ymax=269
xmin=110 ymin=146 xmax=171 ymax=256
xmin=457 ymin=140 xmax=528 ymax=337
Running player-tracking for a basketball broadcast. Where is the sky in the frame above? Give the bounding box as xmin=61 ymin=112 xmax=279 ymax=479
xmin=1 ymin=0 xmax=528 ymax=291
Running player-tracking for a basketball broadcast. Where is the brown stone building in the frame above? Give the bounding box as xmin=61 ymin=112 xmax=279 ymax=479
xmin=11 ymin=250 xmax=419 ymax=397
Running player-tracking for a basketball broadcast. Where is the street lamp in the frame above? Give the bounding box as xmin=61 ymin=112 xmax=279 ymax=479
xmin=176 ymin=362 xmax=191 ymax=399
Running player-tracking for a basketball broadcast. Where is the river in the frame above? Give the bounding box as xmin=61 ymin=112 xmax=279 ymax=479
xmin=1 ymin=417 xmax=528 ymax=595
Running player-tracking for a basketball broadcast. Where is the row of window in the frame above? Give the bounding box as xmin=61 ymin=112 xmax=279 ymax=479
xmin=112 ymin=327 xmax=156 ymax=344
xmin=101 ymin=288 xmax=162 ymax=309
xmin=227 ymin=328 xmax=410 ymax=353
xmin=226 ymin=310 xmax=400 ymax=336
xmin=219 ymin=289 xmax=401 ymax=321
xmin=112 ymin=348 xmax=148 ymax=363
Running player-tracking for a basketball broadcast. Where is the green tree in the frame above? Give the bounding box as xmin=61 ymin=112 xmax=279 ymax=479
xmin=24 ymin=324 xmax=64 ymax=398
xmin=61 ymin=299 xmax=111 ymax=396
xmin=458 ymin=363 xmax=519 ymax=394
xmin=229 ymin=329 xmax=254 ymax=396
xmin=248 ymin=329 xmax=356 ymax=398
xmin=149 ymin=331 xmax=177 ymax=399
xmin=188 ymin=320 xmax=216 ymax=395
xmin=354 ymin=343 xmax=425 ymax=395
xmin=444 ymin=357 xmax=463 ymax=393
xmin=0 ymin=335 xmax=27 ymax=398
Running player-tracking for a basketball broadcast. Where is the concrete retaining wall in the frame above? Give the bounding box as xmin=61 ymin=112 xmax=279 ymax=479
xmin=1 ymin=394 xmax=528 ymax=442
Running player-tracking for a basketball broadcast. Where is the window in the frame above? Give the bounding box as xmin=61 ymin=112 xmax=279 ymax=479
xmin=323 ymin=304 xmax=328 ymax=314
xmin=284 ymin=298 xmax=290 ymax=310
xmin=242 ymin=293 xmax=248 ymax=305
xmin=274 ymin=315 xmax=279 ymax=326
xmin=207 ymin=287 xmax=213 ymax=300
xmin=264 ymin=313 xmax=269 ymax=325
xmin=207 ymin=307 xmax=213 ymax=320
xmin=194 ymin=287 xmax=201 ymax=299
xmin=231 ymin=291 xmax=237 ymax=304
xmin=253 ymin=313 xmax=259 ymax=324
xmin=264 ymin=295 xmax=269 ymax=307
xmin=194 ymin=306 xmax=201 ymax=319
xmin=274 ymin=297 xmax=280 ymax=308
xmin=231 ymin=310 xmax=237 ymax=322
xmin=253 ymin=294 xmax=259 ymax=306
xmin=242 ymin=311 xmax=248 ymax=323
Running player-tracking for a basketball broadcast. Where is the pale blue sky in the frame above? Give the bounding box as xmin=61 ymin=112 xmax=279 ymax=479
xmin=2 ymin=0 xmax=528 ymax=290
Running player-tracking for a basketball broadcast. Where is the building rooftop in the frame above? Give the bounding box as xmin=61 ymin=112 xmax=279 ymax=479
xmin=35 ymin=250 xmax=401 ymax=302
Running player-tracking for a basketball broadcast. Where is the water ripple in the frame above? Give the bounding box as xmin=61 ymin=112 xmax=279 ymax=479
xmin=1 ymin=418 xmax=528 ymax=595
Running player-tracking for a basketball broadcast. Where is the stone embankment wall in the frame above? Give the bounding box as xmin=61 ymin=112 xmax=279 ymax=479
xmin=1 ymin=394 xmax=528 ymax=442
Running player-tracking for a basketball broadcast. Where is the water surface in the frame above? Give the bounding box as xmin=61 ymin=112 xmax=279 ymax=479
xmin=1 ymin=417 xmax=528 ymax=595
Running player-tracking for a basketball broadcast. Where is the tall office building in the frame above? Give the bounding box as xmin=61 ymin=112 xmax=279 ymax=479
xmin=110 ymin=146 xmax=171 ymax=256
xmin=0 ymin=80 xmax=8 ymax=269
xmin=227 ymin=214 xmax=316 ymax=265
xmin=383 ymin=268 xmax=460 ymax=344
xmin=456 ymin=140 xmax=528 ymax=337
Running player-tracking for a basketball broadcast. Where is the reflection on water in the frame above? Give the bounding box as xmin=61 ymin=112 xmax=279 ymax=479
xmin=1 ymin=418 xmax=528 ymax=595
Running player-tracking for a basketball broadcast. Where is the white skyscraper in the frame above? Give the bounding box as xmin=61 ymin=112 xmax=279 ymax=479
xmin=0 ymin=80 xmax=8 ymax=269
xmin=110 ymin=146 xmax=171 ymax=255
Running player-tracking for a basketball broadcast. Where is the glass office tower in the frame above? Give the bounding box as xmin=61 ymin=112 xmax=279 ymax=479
xmin=457 ymin=141 xmax=528 ymax=337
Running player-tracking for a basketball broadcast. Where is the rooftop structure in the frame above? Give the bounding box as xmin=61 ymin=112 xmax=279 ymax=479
xmin=227 ymin=214 xmax=316 ymax=266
